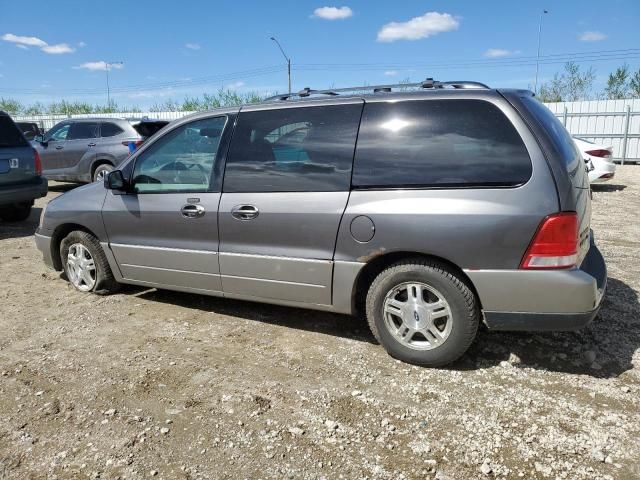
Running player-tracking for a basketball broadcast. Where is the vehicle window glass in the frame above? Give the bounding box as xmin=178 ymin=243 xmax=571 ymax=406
xmin=101 ymin=122 xmax=124 ymax=137
xmin=0 ymin=116 xmax=28 ymax=147
xmin=223 ymin=104 xmax=362 ymax=192
xmin=352 ymin=100 xmax=532 ymax=188
xmin=68 ymin=122 xmax=99 ymax=140
xmin=520 ymin=96 xmax=581 ymax=172
xmin=132 ymin=116 xmax=226 ymax=193
xmin=47 ymin=123 xmax=70 ymax=141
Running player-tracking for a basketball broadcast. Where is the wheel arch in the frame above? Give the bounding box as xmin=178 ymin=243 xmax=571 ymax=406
xmin=350 ymin=251 xmax=482 ymax=316
xmin=90 ymin=159 xmax=114 ymax=180
xmin=50 ymin=223 xmax=99 ymax=270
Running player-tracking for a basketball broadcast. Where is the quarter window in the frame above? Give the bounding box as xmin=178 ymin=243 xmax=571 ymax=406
xmin=223 ymin=104 xmax=363 ymax=192
xmin=132 ymin=116 xmax=226 ymax=193
xmin=352 ymin=100 xmax=532 ymax=188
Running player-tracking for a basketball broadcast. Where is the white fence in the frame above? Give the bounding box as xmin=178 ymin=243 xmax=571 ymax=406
xmin=13 ymin=98 xmax=640 ymax=164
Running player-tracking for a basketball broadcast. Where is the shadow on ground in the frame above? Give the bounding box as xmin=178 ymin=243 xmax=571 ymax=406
xmin=0 ymin=207 xmax=42 ymax=240
xmin=591 ymin=183 xmax=626 ymax=192
xmin=125 ymin=275 xmax=638 ymax=379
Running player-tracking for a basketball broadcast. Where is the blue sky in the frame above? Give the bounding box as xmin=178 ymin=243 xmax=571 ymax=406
xmin=1 ymin=0 xmax=639 ymax=108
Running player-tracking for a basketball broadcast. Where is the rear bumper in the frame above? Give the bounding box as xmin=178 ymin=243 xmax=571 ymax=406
xmin=35 ymin=232 xmax=55 ymax=269
xmin=0 ymin=176 xmax=48 ymax=206
xmin=466 ymin=234 xmax=607 ymax=331
xmin=589 ymin=162 xmax=616 ymax=183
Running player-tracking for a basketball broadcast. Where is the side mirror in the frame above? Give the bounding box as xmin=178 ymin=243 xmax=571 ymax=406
xmin=105 ymin=169 xmax=128 ymax=191
xmin=36 ymin=135 xmax=47 ymax=145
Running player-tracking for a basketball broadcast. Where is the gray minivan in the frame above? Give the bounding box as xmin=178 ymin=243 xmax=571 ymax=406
xmin=35 ymin=80 xmax=607 ymax=366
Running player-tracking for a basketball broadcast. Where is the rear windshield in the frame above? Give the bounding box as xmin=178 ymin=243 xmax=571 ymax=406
xmin=519 ymin=96 xmax=581 ymax=171
xmin=352 ymin=99 xmax=532 ymax=188
xmin=0 ymin=115 xmax=29 ymax=147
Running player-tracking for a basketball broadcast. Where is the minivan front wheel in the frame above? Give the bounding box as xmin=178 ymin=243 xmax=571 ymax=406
xmin=60 ymin=230 xmax=119 ymax=295
xmin=366 ymin=260 xmax=479 ymax=367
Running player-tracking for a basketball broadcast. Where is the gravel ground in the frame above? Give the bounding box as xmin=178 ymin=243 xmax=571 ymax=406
xmin=0 ymin=168 xmax=639 ymax=480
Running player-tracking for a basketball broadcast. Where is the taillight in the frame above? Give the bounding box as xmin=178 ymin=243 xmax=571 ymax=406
xmin=585 ymin=149 xmax=611 ymax=158
xmin=33 ymin=149 xmax=42 ymax=176
xmin=520 ymin=212 xmax=578 ymax=269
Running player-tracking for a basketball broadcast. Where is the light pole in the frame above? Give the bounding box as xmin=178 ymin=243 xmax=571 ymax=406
xmin=270 ymin=36 xmax=291 ymax=94
xmin=534 ymin=9 xmax=548 ymax=94
xmin=105 ymin=61 xmax=123 ymax=107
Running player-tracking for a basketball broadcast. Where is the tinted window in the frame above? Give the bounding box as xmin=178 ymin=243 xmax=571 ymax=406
xmin=68 ymin=122 xmax=99 ymax=140
xmin=0 ymin=115 xmax=28 ymax=147
xmin=101 ymin=122 xmax=124 ymax=137
xmin=132 ymin=116 xmax=226 ymax=193
xmin=352 ymin=100 xmax=532 ymax=188
xmin=520 ymin=96 xmax=581 ymax=171
xmin=223 ymin=104 xmax=362 ymax=192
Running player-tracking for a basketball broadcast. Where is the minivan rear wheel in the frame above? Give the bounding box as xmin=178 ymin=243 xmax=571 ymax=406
xmin=93 ymin=163 xmax=113 ymax=183
xmin=60 ymin=230 xmax=120 ymax=295
xmin=366 ymin=260 xmax=479 ymax=367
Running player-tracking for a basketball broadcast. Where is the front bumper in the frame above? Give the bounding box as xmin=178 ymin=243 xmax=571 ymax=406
xmin=35 ymin=232 xmax=55 ymax=269
xmin=0 ymin=176 xmax=48 ymax=206
xmin=466 ymin=235 xmax=607 ymax=331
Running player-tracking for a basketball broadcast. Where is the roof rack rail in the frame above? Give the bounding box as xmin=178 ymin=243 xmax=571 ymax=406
xmin=264 ymin=78 xmax=489 ymax=102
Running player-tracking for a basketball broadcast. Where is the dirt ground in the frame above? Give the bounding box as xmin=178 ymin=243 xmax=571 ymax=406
xmin=1 ymin=168 xmax=639 ymax=480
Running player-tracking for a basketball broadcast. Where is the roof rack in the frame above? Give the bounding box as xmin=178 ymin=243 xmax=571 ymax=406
xmin=265 ymin=78 xmax=489 ymax=102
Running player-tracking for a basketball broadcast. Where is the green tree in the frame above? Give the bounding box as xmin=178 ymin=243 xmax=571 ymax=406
xmin=537 ymin=62 xmax=595 ymax=102
xmin=630 ymin=69 xmax=640 ymax=98
xmin=0 ymin=98 xmax=23 ymax=114
xmin=605 ymin=64 xmax=630 ymax=99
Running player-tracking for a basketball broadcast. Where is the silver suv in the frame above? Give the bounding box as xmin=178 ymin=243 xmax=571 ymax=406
xmin=35 ymin=80 xmax=607 ymax=367
xmin=35 ymin=118 xmax=168 ymax=183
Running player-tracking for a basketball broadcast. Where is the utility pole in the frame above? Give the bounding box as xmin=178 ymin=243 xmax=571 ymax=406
xmin=105 ymin=61 xmax=124 ymax=107
xmin=534 ymin=9 xmax=548 ymax=94
xmin=270 ymin=37 xmax=291 ymax=94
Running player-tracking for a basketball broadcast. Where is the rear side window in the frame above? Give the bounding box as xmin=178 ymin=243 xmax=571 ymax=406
xmin=0 ymin=115 xmax=28 ymax=147
xmin=68 ymin=122 xmax=99 ymax=140
xmin=352 ymin=99 xmax=532 ymax=188
xmin=223 ymin=104 xmax=363 ymax=192
xmin=101 ymin=122 xmax=124 ymax=137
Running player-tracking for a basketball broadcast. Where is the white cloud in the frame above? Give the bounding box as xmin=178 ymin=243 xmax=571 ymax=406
xmin=2 ymin=33 xmax=47 ymax=48
xmin=384 ymin=70 xmax=398 ymax=76
xmin=73 ymin=61 xmax=125 ymax=71
xmin=377 ymin=12 xmax=459 ymax=42
xmin=312 ymin=6 xmax=353 ymax=20
xmin=2 ymin=33 xmax=75 ymax=54
xmin=42 ymin=43 xmax=75 ymax=54
xmin=579 ymin=31 xmax=606 ymax=42
xmin=78 ymin=41 xmax=87 ymax=48
xmin=185 ymin=43 xmax=201 ymax=50
xmin=484 ymin=48 xmax=519 ymax=58
xmin=226 ymin=81 xmax=245 ymax=89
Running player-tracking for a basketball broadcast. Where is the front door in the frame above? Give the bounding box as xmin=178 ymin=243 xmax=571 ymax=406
xmin=63 ymin=121 xmax=99 ymax=172
xmin=102 ymin=115 xmax=229 ymax=293
xmin=218 ymin=101 xmax=363 ymax=306
xmin=39 ymin=121 xmax=71 ymax=174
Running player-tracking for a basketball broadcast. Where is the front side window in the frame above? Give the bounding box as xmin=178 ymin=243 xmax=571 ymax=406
xmin=68 ymin=122 xmax=99 ymax=140
xmin=46 ymin=123 xmax=70 ymax=141
xmin=132 ymin=116 xmax=226 ymax=193
xmin=353 ymin=100 xmax=532 ymax=188
xmin=223 ymin=104 xmax=363 ymax=192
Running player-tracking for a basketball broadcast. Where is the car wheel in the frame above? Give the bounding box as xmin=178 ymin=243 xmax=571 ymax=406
xmin=0 ymin=202 xmax=32 ymax=222
xmin=93 ymin=163 xmax=113 ymax=183
xmin=60 ymin=230 xmax=120 ymax=295
xmin=366 ymin=259 xmax=479 ymax=367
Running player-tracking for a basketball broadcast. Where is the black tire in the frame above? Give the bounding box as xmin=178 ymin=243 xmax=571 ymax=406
xmin=0 ymin=202 xmax=32 ymax=222
xmin=93 ymin=163 xmax=113 ymax=183
xmin=60 ymin=230 xmax=120 ymax=295
xmin=366 ymin=259 xmax=479 ymax=367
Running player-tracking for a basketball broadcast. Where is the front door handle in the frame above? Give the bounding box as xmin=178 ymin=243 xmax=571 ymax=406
xmin=55 ymin=145 xmax=64 ymax=150
xmin=181 ymin=204 xmax=205 ymax=218
xmin=87 ymin=142 xmax=97 ymax=147
xmin=231 ymin=204 xmax=259 ymax=220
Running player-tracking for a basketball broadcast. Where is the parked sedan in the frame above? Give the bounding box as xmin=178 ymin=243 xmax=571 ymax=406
xmin=34 ymin=118 xmax=167 ymax=183
xmin=0 ymin=111 xmax=47 ymax=221
xmin=573 ymin=137 xmax=616 ymax=184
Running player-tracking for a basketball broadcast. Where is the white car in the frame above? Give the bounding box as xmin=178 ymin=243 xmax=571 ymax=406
xmin=573 ymin=137 xmax=616 ymax=184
